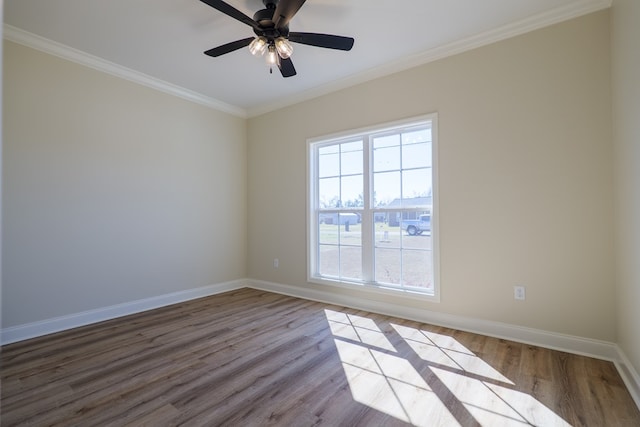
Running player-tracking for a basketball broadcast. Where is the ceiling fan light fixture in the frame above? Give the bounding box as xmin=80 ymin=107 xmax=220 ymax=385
xmin=248 ymin=36 xmax=267 ymax=56
xmin=266 ymin=44 xmax=278 ymax=66
xmin=275 ymin=37 xmax=293 ymax=59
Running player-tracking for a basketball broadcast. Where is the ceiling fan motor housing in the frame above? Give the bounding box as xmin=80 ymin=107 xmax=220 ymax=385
xmin=253 ymin=8 xmax=274 ymax=28
xmin=253 ymin=6 xmax=288 ymax=39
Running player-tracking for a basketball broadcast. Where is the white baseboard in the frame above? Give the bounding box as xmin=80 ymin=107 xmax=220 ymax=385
xmin=0 ymin=279 xmax=246 ymax=345
xmin=246 ymin=279 xmax=620 ymax=362
xmin=614 ymin=346 xmax=640 ymax=410
xmin=0 ymin=277 xmax=622 ymax=361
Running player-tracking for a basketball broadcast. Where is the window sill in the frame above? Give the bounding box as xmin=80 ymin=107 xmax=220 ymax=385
xmin=307 ymin=276 xmax=440 ymax=303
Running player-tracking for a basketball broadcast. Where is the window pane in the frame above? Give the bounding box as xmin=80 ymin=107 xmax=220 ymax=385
xmin=373 ymin=134 xmax=400 ymax=149
xmin=318 ymin=146 xmax=339 ymax=178
xmin=319 ymin=177 xmax=340 ymax=208
xmin=375 ymin=248 xmax=401 ymax=285
xmin=374 ymin=215 xmax=401 ymax=250
xmin=402 ymin=142 xmax=431 ymax=169
xmin=402 ymin=128 xmax=430 ymax=145
xmin=401 ymin=213 xmax=432 ymax=250
xmin=402 ymin=250 xmax=433 ymax=290
xmin=402 ymin=168 xmax=431 ymax=200
xmin=340 ymin=246 xmax=362 ymax=281
xmin=319 ymin=244 xmax=339 ymax=277
xmin=319 ymin=144 xmax=340 ymax=154
xmin=341 ymin=141 xmax=363 ymax=175
xmin=319 ymin=221 xmax=340 ymax=244
xmin=340 ymin=218 xmax=361 ymax=246
xmin=373 ymin=145 xmax=400 ymax=172
xmin=373 ymin=171 xmax=400 ymax=207
xmin=341 ymin=175 xmax=363 ymax=207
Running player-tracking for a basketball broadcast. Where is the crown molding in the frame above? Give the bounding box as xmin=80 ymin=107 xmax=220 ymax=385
xmin=3 ymin=24 xmax=247 ymax=118
xmin=246 ymin=0 xmax=612 ymax=117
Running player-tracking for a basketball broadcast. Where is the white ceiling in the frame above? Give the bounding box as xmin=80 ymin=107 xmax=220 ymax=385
xmin=4 ymin=0 xmax=610 ymax=117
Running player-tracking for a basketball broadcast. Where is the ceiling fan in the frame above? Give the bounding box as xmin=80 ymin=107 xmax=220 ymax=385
xmin=200 ymin=0 xmax=355 ymax=77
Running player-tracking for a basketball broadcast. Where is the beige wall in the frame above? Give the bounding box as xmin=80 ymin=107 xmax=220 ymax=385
xmin=2 ymin=10 xmax=621 ymax=346
xmin=2 ymin=41 xmax=247 ymax=327
xmin=248 ymin=11 xmax=615 ymax=341
xmin=612 ymin=0 xmax=640 ymax=375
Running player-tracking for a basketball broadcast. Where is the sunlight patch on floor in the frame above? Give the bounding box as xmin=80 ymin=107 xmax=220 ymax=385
xmin=325 ymin=309 xmax=573 ymax=427
xmin=334 ymin=339 xmax=457 ymax=426
xmin=392 ymin=324 xmax=475 ymax=355
xmin=432 ymin=367 xmax=572 ymax=427
xmin=485 ymin=381 xmax=574 ymax=427
xmin=391 ymin=323 xmax=514 ymax=385
xmin=325 ymin=309 xmax=396 ymax=352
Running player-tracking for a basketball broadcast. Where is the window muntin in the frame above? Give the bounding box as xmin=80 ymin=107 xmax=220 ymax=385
xmin=309 ymin=116 xmax=438 ymax=299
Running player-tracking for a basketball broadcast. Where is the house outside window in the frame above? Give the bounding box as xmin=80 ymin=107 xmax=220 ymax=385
xmin=307 ymin=115 xmax=439 ymax=301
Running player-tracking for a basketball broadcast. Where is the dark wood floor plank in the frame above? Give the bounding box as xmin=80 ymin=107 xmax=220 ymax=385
xmin=2 ymin=288 xmax=639 ymax=426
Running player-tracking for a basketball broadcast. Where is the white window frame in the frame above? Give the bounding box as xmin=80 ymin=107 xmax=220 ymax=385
xmin=307 ymin=114 xmax=440 ymax=302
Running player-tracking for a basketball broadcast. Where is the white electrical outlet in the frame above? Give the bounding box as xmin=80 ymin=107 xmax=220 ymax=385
xmin=273 ymin=258 xmax=279 ymax=268
xmin=514 ymin=286 xmax=526 ymax=300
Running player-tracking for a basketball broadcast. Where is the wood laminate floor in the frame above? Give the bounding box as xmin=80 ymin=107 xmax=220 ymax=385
xmin=1 ymin=288 xmax=639 ymax=426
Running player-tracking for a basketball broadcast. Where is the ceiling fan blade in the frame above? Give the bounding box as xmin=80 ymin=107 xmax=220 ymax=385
xmin=273 ymin=0 xmax=307 ymax=30
xmin=204 ymin=37 xmax=254 ymax=57
xmin=288 ymin=32 xmax=354 ymax=51
xmin=278 ymin=57 xmax=297 ymax=78
xmin=200 ymin=0 xmax=262 ymax=32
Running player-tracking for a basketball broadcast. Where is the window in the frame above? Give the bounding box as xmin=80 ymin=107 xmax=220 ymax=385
xmin=308 ymin=115 xmax=439 ymax=300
